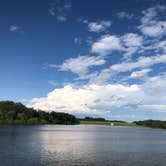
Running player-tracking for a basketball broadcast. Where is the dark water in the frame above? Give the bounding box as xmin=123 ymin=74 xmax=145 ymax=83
xmin=0 ymin=125 xmax=166 ymax=166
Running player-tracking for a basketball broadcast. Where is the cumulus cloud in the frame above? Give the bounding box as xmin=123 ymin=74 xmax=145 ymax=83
xmin=50 ymin=55 xmax=106 ymax=78
xmin=122 ymin=33 xmax=143 ymax=48
xmin=141 ymin=22 xmax=166 ymax=37
xmin=88 ymin=21 xmax=111 ymax=33
xmin=121 ymin=33 xmax=143 ymax=58
xmin=91 ymin=33 xmax=143 ymax=57
xmin=117 ymin=12 xmax=134 ymax=19
xmin=29 ymin=83 xmax=141 ymax=114
xmin=29 ymin=74 xmax=166 ymax=116
xmin=139 ymin=5 xmax=166 ymax=37
xmin=91 ymin=35 xmax=122 ymax=55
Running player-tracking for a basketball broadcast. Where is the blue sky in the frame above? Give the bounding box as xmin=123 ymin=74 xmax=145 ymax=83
xmin=0 ymin=0 xmax=166 ymax=121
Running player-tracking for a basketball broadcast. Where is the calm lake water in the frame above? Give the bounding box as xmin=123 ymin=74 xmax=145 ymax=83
xmin=0 ymin=125 xmax=166 ymax=166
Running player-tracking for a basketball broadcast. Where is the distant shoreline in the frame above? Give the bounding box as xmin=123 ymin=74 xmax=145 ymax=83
xmin=80 ymin=120 xmax=166 ymax=129
xmin=80 ymin=120 xmax=137 ymax=126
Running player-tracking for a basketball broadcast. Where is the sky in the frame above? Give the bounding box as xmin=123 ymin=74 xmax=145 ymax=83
xmin=0 ymin=0 xmax=166 ymax=121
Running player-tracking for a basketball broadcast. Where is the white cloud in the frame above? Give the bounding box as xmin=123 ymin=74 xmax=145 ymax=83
xmin=130 ymin=69 xmax=152 ymax=78
xmin=141 ymin=5 xmax=165 ymax=24
xmin=50 ymin=55 xmax=106 ymax=78
xmin=122 ymin=33 xmax=143 ymax=47
xmin=29 ymin=83 xmax=141 ymax=114
xmin=88 ymin=21 xmax=111 ymax=33
xmin=121 ymin=33 xmax=143 ymax=58
xmin=154 ymin=40 xmax=166 ymax=53
xmin=85 ymin=54 xmax=166 ymax=84
xmin=88 ymin=68 xmax=113 ymax=85
xmin=29 ymin=74 xmax=166 ymax=116
xmin=9 ymin=25 xmax=21 ymax=32
xmin=111 ymin=54 xmax=166 ymax=72
xmin=141 ymin=74 xmax=166 ymax=97
xmin=117 ymin=12 xmax=134 ymax=19
xmin=139 ymin=5 xmax=166 ymax=37
xmin=91 ymin=33 xmax=143 ymax=57
xmin=139 ymin=39 xmax=166 ymax=54
xmin=140 ymin=22 xmax=166 ymax=37
xmin=91 ymin=35 xmax=122 ymax=55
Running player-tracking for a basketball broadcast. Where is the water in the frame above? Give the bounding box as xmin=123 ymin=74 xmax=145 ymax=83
xmin=0 ymin=125 xmax=166 ymax=166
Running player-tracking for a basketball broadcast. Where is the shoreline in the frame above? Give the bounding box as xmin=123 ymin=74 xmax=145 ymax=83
xmin=80 ymin=120 xmax=137 ymax=126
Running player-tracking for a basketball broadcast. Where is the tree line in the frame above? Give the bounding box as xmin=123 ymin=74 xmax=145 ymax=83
xmin=81 ymin=116 xmax=106 ymax=121
xmin=80 ymin=116 xmax=126 ymax=123
xmin=134 ymin=119 xmax=166 ymax=129
xmin=0 ymin=101 xmax=79 ymax=125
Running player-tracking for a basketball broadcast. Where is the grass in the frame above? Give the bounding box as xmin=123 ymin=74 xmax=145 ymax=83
xmin=80 ymin=120 xmax=137 ymax=126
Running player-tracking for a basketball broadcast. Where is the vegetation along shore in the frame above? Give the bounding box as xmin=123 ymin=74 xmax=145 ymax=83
xmin=0 ymin=101 xmax=166 ymax=129
xmin=0 ymin=101 xmax=79 ymax=125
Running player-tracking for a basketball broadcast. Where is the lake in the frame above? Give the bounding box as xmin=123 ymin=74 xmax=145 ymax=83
xmin=0 ymin=125 xmax=166 ymax=166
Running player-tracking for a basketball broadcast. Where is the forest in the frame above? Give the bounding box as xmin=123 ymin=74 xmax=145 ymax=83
xmin=0 ymin=101 xmax=79 ymax=125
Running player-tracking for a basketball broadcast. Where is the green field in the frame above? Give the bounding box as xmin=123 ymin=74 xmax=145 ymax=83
xmin=80 ymin=120 xmax=137 ymax=126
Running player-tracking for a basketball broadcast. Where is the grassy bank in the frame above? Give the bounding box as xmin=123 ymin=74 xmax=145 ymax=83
xmin=80 ymin=120 xmax=137 ymax=126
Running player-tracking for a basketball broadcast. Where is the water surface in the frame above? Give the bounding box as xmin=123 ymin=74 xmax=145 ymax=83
xmin=0 ymin=125 xmax=166 ymax=166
